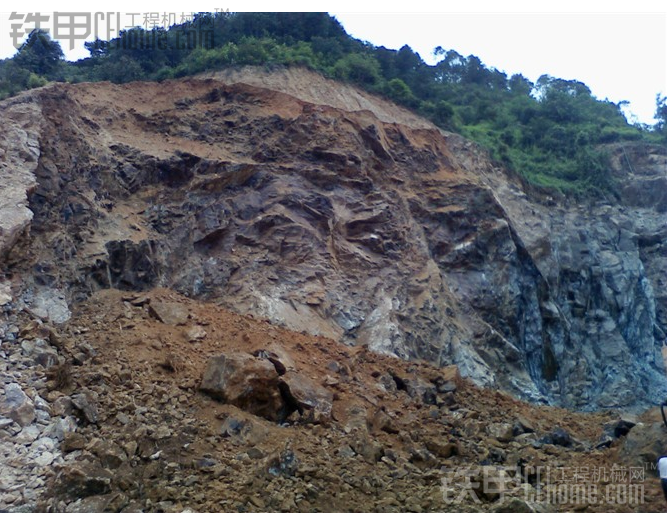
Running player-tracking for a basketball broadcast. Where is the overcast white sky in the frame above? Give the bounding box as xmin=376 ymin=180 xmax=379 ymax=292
xmin=1 ymin=3 xmax=665 ymax=124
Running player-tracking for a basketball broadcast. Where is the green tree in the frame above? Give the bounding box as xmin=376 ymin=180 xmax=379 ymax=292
xmin=385 ymin=78 xmax=416 ymax=106
xmin=84 ymin=38 xmax=109 ymax=58
xmin=13 ymin=29 xmax=64 ymax=78
xmin=508 ymin=74 xmax=533 ymax=96
xmin=332 ymin=53 xmax=381 ymax=86
xmin=422 ymin=99 xmax=456 ymax=128
xmin=98 ymin=56 xmax=145 ymax=83
xmin=0 ymin=57 xmax=50 ymax=98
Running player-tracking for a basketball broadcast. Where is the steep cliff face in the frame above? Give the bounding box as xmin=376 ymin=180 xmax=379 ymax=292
xmin=461 ymin=139 xmax=667 ymax=408
xmin=1 ymin=67 xmax=665 ymax=410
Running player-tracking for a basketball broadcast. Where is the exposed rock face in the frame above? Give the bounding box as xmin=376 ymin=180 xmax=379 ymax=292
xmin=2 ymin=67 xmax=666 ymax=410
xmin=472 ymin=140 xmax=667 ymax=408
xmin=0 ymin=96 xmax=41 ymax=262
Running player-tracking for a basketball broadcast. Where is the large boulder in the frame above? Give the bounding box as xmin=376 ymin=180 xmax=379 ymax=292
xmin=148 ymin=298 xmax=189 ymax=325
xmin=200 ymin=353 xmax=284 ymax=421
xmin=619 ymin=421 xmax=667 ymax=471
xmin=71 ymin=389 xmax=99 ymax=424
xmin=279 ymin=373 xmax=334 ymax=423
xmin=254 ymin=345 xmax=297 ymax=375
xmin=2 ymin=382 xmax=35 ymax=427
xmin=54 ymin=462 xmax=114 ymax=499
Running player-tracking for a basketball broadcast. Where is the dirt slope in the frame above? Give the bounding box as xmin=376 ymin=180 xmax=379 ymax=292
xmin=17 ymin=289 xmax=666 ymax=512
xmin=205 ymin=66 xmax=435 ymax=129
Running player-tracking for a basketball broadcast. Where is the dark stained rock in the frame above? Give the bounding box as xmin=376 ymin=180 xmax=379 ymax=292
xmin=88 ymin=439 xmax=127 ymax=469
xmin=63 ymin=432 xmax=87 ymax=452
xmin=71 ymin=390 xmax=99 ymax=424
xmin=604 ymin=416 xmax=637 ymax=438
xmin=267 ymin=449 xmax=299 ymax=477
xmin=513 ymin=415 xmax=535 ymax=436
xmin=424 ymin=439 xmax=459 ymax=458
xmin=539 ymin=427 xmax=572 ymax=447
xmin=65 ymin=494 xmax=128 ymax=513
xmin=54 ymin=462 xmax=114 ymax=499
xmin=254 ymin=345 xmax=296 ymax=375
xmin=389 ymin=370 xmax=438 ymax=405
xmin=96 ymin=239 xmax=162 ymax=291
xmin=368 ymin=407 xmax=399 ymax=434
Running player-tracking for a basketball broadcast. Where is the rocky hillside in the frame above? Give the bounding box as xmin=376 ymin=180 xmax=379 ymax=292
xmin=2 ymin=66 xmax=667 ymax=512
xmin=2 ymin=66 xmax=666 ymax=411
xmin=2 ymin=288 xmax=667 ymax=512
